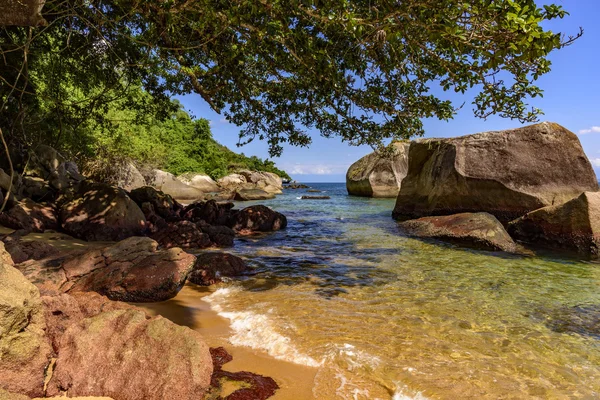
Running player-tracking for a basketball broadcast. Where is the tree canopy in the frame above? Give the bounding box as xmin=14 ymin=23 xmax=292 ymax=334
xmin=0 ymin=0 xmax=582 ymax=157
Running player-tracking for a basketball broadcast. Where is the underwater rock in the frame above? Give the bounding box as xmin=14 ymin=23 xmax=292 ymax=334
xmin=228 ymin=205 xmax=287 ymax=233
xmin=189 ymin=252 xmax=247 ymax=285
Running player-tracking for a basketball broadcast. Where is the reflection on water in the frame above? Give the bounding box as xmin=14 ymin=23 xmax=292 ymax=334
xmin=164 ymin=183 xmax=600 ymax=399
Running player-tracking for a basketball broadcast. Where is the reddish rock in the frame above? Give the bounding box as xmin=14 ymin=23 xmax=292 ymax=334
xmin=183 ymin=200 xmax=234 ymax=226
xmin=46 ymin=309 xmax=213 ymax=400
xmin=229 ymin=205 xmax=287 ymax=233
xmin=200 ymin=223 xmax=235 ymax=247
xmin=150 ymin=220 xmax=212 ymax=249
xmin=0 ymin=198 xmax=58 ymax=232
xmin=400 ymin=212 xmax=517 ymax=252
xmin=16 ymin=237 xmax=196 ymax=302
xmin=67 ymin=237 xmax=196 ymax=302
xmin=189 ymin=252 xmax=247 ymax=285
xmin=59 ymin=181 xmax=147 ymax=241
xmin=0 ymin=262 xmax=52 ymax=397
xmin=2 ymin=237 xmax=58 ymax=264
xmin=209 ymin=347 xmax=278 ymax=400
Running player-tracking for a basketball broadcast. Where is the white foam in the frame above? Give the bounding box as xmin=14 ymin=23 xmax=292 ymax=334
xmin=203 ymin=288 xmax=322 ymax=368
xmin=392 ymin=384 xmax=429 ymax=400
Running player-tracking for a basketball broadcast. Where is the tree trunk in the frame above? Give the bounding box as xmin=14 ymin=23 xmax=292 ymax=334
xmin=0 ymin=0 xmax=46 ymax=26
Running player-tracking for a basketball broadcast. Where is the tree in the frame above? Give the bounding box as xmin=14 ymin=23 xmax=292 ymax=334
xmin=0 ymin=0 xmax=582 ymax=158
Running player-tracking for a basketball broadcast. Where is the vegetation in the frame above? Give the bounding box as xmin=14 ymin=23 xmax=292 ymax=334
xmin=0 ymin=0 xmax=582 ymax=161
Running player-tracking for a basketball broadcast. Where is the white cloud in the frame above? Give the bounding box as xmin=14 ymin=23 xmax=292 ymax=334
xmin=219 ymin=117 xmax=229 ymax=124
xmin=283 ymin=163 xmax=349 ymax=175
xmin=578 ymin=126 xmax=600 ymax=135
xmin=589 ymin=158 xmax=600 ymax=167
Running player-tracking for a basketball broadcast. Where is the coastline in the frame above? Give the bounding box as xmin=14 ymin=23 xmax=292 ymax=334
xmin=138 ymin=284 xmax=319 ymax=400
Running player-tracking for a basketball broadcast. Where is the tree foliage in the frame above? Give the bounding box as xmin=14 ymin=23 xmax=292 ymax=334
xmin=0 ymin=0 xmax=582 ymax=157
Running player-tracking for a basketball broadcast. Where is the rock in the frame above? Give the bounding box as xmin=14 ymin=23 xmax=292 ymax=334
xmin=307 ymin=189 xmax=322 ymax=193
xmin=0 ymin=241 xmax=13 ymax=266
xmin=17 ymin=176 xmax=53 ymax=202
xmin=113 ymin=161 xmax=146 ymax=191
xmin=66 ymin=237 xmax=196 ymax=302
xmin=2 ymin=238 xmax=58 ymax=264
xmin=393 ymin=122 xmax=599 ymax=222
xmin=209 ymin=347 xmax=278 ymax=400
xmin=26 ymin=145 xmax=83 ymax=190
xmin=508 ymin=191 xmax=600 ymax=257
xmin=228 ymin=205 xmax=287 ymax=233
xmin=202 ymin=224 xmax=235 ymax=247
xmin=0 ymin=198 xmax=58 ymax=232
xmin=347 ymin=142 xmax=410 ymax=198
xmin=178 ymin=173 xmax=221 ymax=193
xmin=301 ymin=196 xmax=330 ymax=200
xmin=59 ymin=181 xmax=147 ymax=241
xmin=0 ymin=262 xmax=52 ymax=397
xmin=189 ymin=252 xmax=247 ymax=285
xmin=399 ymin=212 xmax=517 ymax=252
xmin=218 ymin=174 xmax=247 ymax=189
xmin=46 ymin=309 xmax=213 ymax=400
xmin=543 ymin=304 xmax=600 ymax=339
xmin=0 ymin=389 xmax=30 ymax=400
xmin=182 ymin=200 xmax=234 ymax=226
xmin=284 ymin=183 xmax=309 ymax=189
xmin=150 ymin=220 xmax=212 ymax=249
xmin=145 ymin=169 xmax=205 ymax=202
xmin=234 ymin=189 xmax=276 ymax=201
xmin=237 ymin=171 xmax=283 ymax=194
xmin=129 ymin=186 xmax=178 ymax=219
xmin=15 ymin=237 xmax=195 ymax=302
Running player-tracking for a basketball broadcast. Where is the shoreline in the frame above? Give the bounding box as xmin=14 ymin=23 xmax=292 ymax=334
xmin=137 ymin=283 xmax=319 ymax=400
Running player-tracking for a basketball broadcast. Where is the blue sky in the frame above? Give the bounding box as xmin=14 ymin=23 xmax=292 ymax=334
xmin=176 ymin=0 xmax=600 ymax=183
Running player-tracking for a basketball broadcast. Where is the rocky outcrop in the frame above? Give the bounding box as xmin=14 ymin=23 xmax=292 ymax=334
xmin=129 ymin=186 xmax=179 ymax=219
xmin=508 ymin=192 xmax=600 ymax=257
xmin=393 ymin=122 xmax=599 ymax=222
xmin=0 ymin=242 xmax=13 ymax=265
xmin=59 ymin=181 xmax=146 ymax=241
xmin=182 ymin=200 xmax=234 ymax=226
xmin=0 ymin=262 xmax=52 ymax=397
xmin=0 ymin=198 xmax=58 ymax=233
xmin=239 ymin=171 xmax=283 ymax=194
xmin=217 ymin=173 xmax=247 ymax=189
xmin=189 ymin=252 xmax=247 ymax=285
xmin=229 ymin=205 xmax=287 ymax=233
xmin=235 ymin=189 xmax=276 ymax=201
xmin=178 ymin=173 xmax=221 ymax=193
xmin=1 ymin=237 xmax=58 ymax=264
xmin=400 ymin=212 xmax=517 ymax=252
xmin=347 ymin=142 xmax=410 ymax=198
xmin=45 ymin=309 xmax=213 ymax=399
xmin=200 ymin=224 xmax=235 ymax=247
xmin=145 ymin=169 xmax=205 ymax=202
xmin=16 ymin=237 xmax=195 ymax=302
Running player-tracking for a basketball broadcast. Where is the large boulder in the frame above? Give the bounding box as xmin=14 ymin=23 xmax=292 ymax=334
xmin=113 ymin=162 xmax=146 ymax=192
xmin=399 ymin=212 xmax=517 ymax=252
xmin=508 ymin=192 xmax=600 ymax=257
xmin=239 ymin=171 xmax=283 ymax=192
xmin=59 ymin=181 xmax=146 ymax=241
xmin=0 ymin=262 xmax=52 ymax=397
xmin=182 ymin=200 xmax=234 ymax=226
xmin=347 ymin=142 xmax=410 ymax=198
xmin=234 ymin=188 xmax=276 ymax=201
xmin=178 ymin=173 xmax=221 ymax=193
xmin=145 ymin=169 xmax=204 ymax=202
xmin=129 ymin=186 xmax=178 ymax=219
xmin=229 ymin=205 xmax=287 ymax=233
xmin=189 ymin=252 xmax=247 ymax=285
xmin=217 ymin=173 xmax=247 ymax=189
xmin=45 ymin=309 xmax=213 ymax=400
xmin=15 ymin=237 xmax=195 ymax=302
xmin=393 ymin=122 xmax=599 ymax=222
xmin=65 ymin=237 xmax=196 ymax=302
xmin=0 ymin=242 xmax=13 ymax=266
xmin=0 ymin=198 xmax=58 ymax=233
xmin=150 ymin=220 xmax=212 ymax=249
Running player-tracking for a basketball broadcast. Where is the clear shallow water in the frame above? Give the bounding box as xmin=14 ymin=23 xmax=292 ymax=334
xmin=203 ymin=183 xmax=600 ymax=399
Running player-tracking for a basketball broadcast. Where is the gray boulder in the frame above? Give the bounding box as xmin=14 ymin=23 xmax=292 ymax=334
xmin=393 ymin=122 xmax=599 ymax=222
xmin=178 ymin=173 xmax=221 ymax=193
xmin=145 ymin=169 xmax=205 ymax=202
xmin=347 ymin=142 xmax=410 ymax=198
xmin=114 ymin=162 xmax=146 ymax=191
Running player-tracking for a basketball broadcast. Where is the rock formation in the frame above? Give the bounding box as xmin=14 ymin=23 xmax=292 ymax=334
xmin=347 ymin=142 xmax=410 ymax=198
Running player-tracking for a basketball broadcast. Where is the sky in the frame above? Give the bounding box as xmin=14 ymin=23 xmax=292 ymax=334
xmin=176 ymin=0 xmax=600 ymax=183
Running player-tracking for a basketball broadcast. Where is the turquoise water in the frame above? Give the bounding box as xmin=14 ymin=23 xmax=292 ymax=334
xmin=203 ymin=183 xmax=600 ymax=399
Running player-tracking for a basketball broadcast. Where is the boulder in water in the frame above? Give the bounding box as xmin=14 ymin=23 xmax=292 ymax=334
xmin=400 ymin=212 xmax=517 ymax=252
xmin=347 ymin=142 xmax=410 ymax=198
xmin=508 ymin=191 xmax=600 ymax=257
xmin=229 ymin=205 xmax=287 ymax=233
xmin=234 ymin=188 xmax=276 ymax=201
xmin=150 ymin=220 xmax=212 ymax=249
xmin=393 ymin=122 xmax=598 ymax=222
xmin=189 ymin=252 xmax=247 ymax=285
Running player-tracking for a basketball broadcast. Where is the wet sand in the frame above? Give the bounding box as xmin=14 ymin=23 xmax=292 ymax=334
xmin=138 ymin=284 xmax=319 ymax=400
